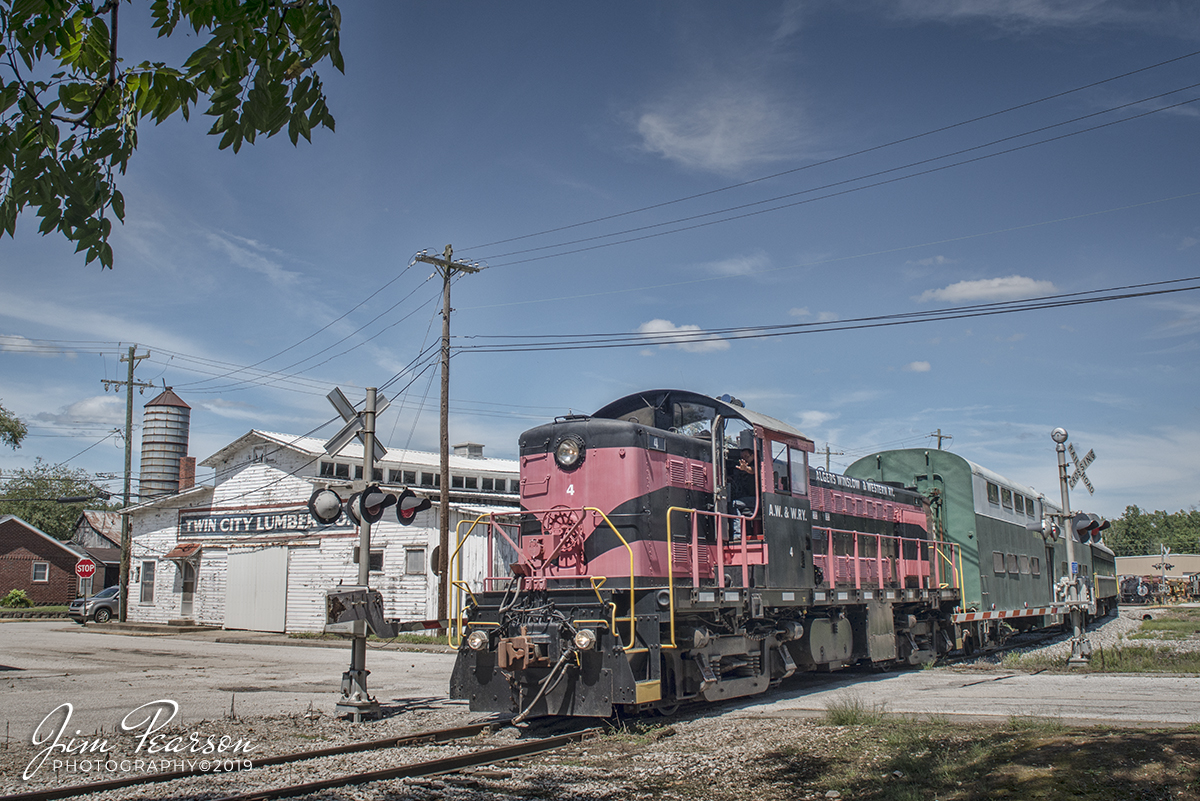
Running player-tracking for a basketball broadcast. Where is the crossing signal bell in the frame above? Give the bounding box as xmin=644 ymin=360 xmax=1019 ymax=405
xmin=395 ymin=488 xmax=432 ymax=526
xmin=307 ymin=488 xmax=344 ymax=525
xmin=1072 ymin=512 xmax=1109 ymax=544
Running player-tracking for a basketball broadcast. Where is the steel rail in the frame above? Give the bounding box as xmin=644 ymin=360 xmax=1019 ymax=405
xmin=208 ymin=726 xmax=604 ymax=801
xmin=4 ymin=720 xmax=509 ymax=801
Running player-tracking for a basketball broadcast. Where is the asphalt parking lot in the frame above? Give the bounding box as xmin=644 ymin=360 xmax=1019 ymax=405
xmin=3 ymin=619 xmax=1199 ymax=746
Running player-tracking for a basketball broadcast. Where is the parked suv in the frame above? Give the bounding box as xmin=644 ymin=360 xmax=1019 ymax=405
xmin=69 ymin=585 xmax=120 ymax=623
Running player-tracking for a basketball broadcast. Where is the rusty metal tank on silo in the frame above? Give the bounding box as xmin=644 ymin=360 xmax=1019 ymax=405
xmin=138 ymin=388 xmax=191 ymax=498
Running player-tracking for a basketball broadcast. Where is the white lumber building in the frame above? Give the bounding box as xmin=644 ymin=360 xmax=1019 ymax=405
xmin=126 ymin=431 xmax=518 ymax=633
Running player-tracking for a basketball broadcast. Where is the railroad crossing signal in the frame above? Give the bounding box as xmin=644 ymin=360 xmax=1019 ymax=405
xmin=1067 ymin=443 xmax=1096 ymax=495
xmin=324 ymin=387 xmax=389 ymax=462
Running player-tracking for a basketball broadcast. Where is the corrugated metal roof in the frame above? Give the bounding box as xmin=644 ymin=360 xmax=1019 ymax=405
xmin=202 ymin=430 xmax=518 ymax=472
xmin=81 ymin=510 xmax=121 ymax=539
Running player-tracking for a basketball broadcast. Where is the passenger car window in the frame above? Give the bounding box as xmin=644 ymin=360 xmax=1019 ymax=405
xmin=987 ymin=482 xmax=1000 ymax=504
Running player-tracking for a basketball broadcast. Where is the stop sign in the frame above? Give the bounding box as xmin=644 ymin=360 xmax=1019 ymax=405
xmin=75 ymin=558 xmax=97 ymax=579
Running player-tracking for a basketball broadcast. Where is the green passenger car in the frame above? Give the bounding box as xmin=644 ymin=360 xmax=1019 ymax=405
xmin=845 ymin=449 xmax=1111 ymax=620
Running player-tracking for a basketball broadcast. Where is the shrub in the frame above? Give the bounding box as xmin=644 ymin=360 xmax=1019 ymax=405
xmin=1 ymin=589 xmax=34 ymax=608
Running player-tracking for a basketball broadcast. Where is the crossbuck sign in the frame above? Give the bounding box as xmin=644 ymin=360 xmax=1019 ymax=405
xmin=1067 ymin=443 xmax=1096 ymax=495
xmin=324 ymin=387 xmax=389 ymax=462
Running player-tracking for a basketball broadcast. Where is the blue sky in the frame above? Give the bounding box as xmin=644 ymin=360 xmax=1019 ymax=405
xmin=2 ymin=1 xmax=1199 ymax=521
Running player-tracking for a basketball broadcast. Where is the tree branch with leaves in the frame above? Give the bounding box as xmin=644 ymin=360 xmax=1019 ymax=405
xmin=0 ymin=0 xmax=342 ymax=268
xmin=0 ymin=402 xmax=26 ymax=449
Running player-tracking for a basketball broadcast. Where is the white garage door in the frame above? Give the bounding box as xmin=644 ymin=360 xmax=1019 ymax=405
xmin=225 ymin=547 xmax=288 ymax=632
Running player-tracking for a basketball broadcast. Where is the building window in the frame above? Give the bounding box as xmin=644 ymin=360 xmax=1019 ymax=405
xmin=140 ymin=561 xmax=156 ymax=603
xmin=464 ymin=476 xmax=478 ymax=490
xmin=1031 ymin=557 xmax=1041 ymax=576
xmin=31 ymin=562 xmax=49 ymax=583
xmin=510 ymin=479 xmax=520 ymax=493
xmin=355 ymin=465 xmax=363 ymax=480
xmin=452 ymin=475 xmax=464 ymax=489
xmin=403 ymin=470 xmax=416 ymax=484
xmin=1001 ymin=487 xmax=1013 ymax=510
xmin=373 ymin=467 xmax=383 ymax=482
xmin=321 ymin=462 xmax=350 ymax=479
xmin=78 ymin=576 xmax=93 ymax=596
xmin=421 ymin=472 xmax=439 ymax=488
xmin=353 ymin=547 xmax=384 ymax=572
xmin=482 ymin=477 xmax=495 ymax=492
xmin=993 ymin=551 xmax=1005 ymax=573
xmin=405 ymin=548 xmax=425 ymax=575
xmin=1007 ymin=554 xmax=1019 ymax=574
xmin=986 ymin=482 xmax=1000 ymax=505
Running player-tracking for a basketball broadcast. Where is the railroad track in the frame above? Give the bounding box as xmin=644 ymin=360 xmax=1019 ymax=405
xmin=5 ymin=720 xmax=602 ymax=801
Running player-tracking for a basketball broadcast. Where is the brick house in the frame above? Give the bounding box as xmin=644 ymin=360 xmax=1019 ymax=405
xmin=0 ymin=515 xmax=90 ymax=605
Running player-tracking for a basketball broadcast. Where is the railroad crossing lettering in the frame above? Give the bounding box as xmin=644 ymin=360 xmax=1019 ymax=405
xmin=1067 ymin=443 xmax=1096 ymax=495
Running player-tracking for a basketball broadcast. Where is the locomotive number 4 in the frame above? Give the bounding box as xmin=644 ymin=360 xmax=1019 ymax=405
xmin=567 ymin=484 xmax=575 ymax=496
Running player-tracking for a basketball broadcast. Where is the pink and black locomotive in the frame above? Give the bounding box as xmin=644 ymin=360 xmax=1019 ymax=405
xmin=449 ymin=390 xmax=963 ymax=719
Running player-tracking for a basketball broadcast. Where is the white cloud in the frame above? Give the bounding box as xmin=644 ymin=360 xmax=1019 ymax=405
xmin=788 ymin=307 xmax=839 ymax=322
xmin=0 ymin=295 xmax=205 ymax=356
xmin=637 ymin=83 xmax=812 ymax=174
xmin=903 ymin=361 xmax=932 ymax=372
xmin=886 ymin=0 xmax=1200 ymax=34
xmin=200 ymin=398 xmax=264 ymax=421
xmin=796 ymin=410 xmax=837 ymax=430
xmin=1179 ymin=237 xmax=1198 ymax=251
xmin=703 ymin=252 xmax=771 ymax=277
xmin=916 ymin=275 xmax=1056 ymax=303
xmin=0 ymin=334 xmax=69 ymax=358
xmin=206 ymin=232 xmax=302 ymax=289
xmin=906 ymin=255 xmax=956 ymax=268
xmin=32 ymin=395 xmax=125 ymax=428
xmin=636 ymin=319 xmax=730 ymax=352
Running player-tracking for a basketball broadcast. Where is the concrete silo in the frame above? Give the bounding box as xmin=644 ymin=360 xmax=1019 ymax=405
xmin=138 ymin=389 xmax=191 ymax=499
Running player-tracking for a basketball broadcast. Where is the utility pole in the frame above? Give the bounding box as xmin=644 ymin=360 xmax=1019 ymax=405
xmin=101 ymin=346 xmax=153 ymax=622
xmin=929 ymin=429 xmax=953 ymax=450
xmin=1052 ymin=427 xmax=1089 ymax=666
xmin=414 ymin=245 xmax=480 ymax=625
xmin=819 ymin=443 xmax=844 ymax=471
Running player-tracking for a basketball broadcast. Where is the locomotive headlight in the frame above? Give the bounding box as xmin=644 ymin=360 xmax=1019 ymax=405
xmin=466 ymin=629 xmax=490 ymax=651
xmin=554 ymin=435 xmax=585 ymax=470
xmin=573 ymin=628 xmax=598 ymax=651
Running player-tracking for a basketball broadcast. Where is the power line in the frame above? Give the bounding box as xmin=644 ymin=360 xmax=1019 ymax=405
xmin=452 ymin=277 xmax=1200 ymax=354
xmin=472 ymin=91 xmax=1200 ymax=267
xmin=462 ymin=48 xmax=1200 ymax=253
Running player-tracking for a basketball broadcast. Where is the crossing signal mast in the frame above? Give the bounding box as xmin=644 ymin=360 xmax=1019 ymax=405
xmin=314 ymin=386 xmax=434 ymax=720
xmin=1050 ymin=428 xmax=1108 ymax=667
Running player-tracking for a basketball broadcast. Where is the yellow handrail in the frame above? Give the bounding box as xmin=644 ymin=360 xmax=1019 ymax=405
xmin=582 ymin=507 xmax=638 ymax=650
xmin=450 ymin=513 xmax=492 ymax=647
xmin=934 ymin=544 xmax=961 ymax=590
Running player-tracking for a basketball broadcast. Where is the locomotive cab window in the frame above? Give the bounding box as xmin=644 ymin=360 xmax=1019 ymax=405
xmin=672 ymin=401 xmax=715 ymax=437
xmin=768 ymin=440 xmax=809 ymax=495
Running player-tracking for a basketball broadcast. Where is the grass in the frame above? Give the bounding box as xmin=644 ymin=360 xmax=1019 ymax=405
xmin=744 ymin=717 xmax=1200 ymax=801
xmin=824 ymin=696 xmax=888 ymax=726
xmin=999 ymin=606 xmax=1200 ymax=673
